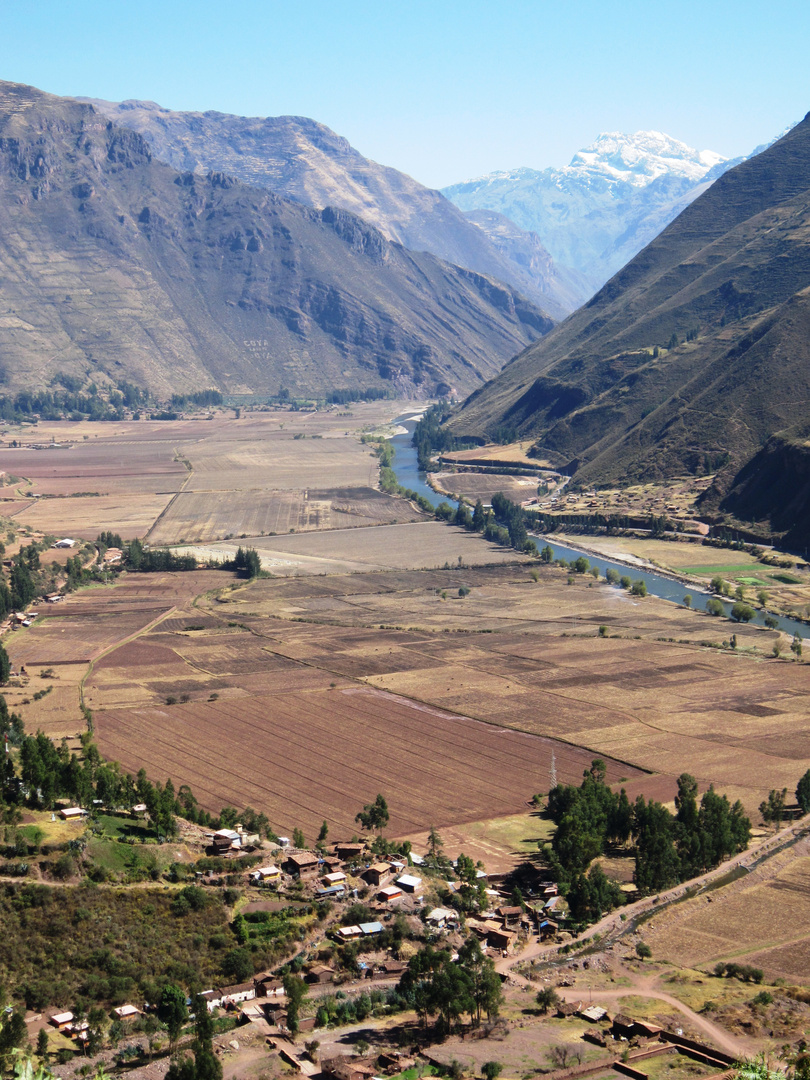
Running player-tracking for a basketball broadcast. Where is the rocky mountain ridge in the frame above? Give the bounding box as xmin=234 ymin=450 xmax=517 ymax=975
xmin=0 ymin=80 xmax=553 ymax=399
xmin=81 ymin=97 xmax=588 ymax=318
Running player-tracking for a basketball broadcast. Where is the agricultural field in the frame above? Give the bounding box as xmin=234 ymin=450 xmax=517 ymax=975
xmin=574 ymin=534 xmax=810 ymax=617
xmin=198 ymin=561 xmax=810 ymax=819
xmin=147 ymin=485 xmax=422 ymax=545
xmin=94 ymin=683 xmax=642 ymax=840
xmin=431 ymin=469 xmax=544 ymax=505
xmin=643 ymin=835 xmax=810 ymax=983
xmin=0 ymin=401 xmax=418 ymax=543
xmin=177 ymin=520 xmax=525 ymax=575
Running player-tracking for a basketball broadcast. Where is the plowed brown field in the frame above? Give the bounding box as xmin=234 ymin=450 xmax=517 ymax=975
xmin=94 ymin=685 xmax=644 ymax=839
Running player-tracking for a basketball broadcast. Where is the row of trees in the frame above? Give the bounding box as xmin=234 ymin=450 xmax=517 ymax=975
xmin=545 ymin=761 xmax=751 ymax=902
xmin=760 ymin=769 xmax=810 ymax=821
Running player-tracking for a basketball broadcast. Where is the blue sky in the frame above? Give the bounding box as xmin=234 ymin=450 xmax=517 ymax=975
xmin=1 ymin=0 xmax=807 ymax=188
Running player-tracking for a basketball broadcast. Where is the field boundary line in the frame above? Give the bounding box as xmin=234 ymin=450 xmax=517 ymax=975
xmin=79 ymin=603 xmax=179 ymax=712
xmin=142 ymin=443 xmax=196 ymax=543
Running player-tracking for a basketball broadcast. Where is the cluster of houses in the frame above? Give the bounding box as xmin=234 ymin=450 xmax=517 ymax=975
xmin=47 ymin=1005 xmax=143 ymax=1045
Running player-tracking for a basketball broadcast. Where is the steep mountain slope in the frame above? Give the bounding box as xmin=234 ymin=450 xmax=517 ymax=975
xmin=0 ymin=81 xmax=553 ymax=399
xmin=446 ymin=114 xmax=810 ymax=540
xmin=82 ymin=98 xmax=585 ymax=318
xmin=444 ymin=131 xmax=731 ymax=290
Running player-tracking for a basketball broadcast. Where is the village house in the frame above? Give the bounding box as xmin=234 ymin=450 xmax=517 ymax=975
xmin=218 ymin=982 xmax=256 ymax=1008
xmin=111 ymin=1005 xmax=141 ymax=1020
xmin=49 ymin=1012 xmax=74 ymax=1031
xmin=316 ymin=883 xmax=346 ymax=898
xmin=395 ymin=873 xmax=421 ymax=893
xmin=283 ymin=851 xmax=321 ymax=876
xmin=364 ymin=862 xmax=391 ymax=887
xmin=495 ymin=905 xmax=522 ymax=928
xmin=305 ymin=964 xmax=335 ymax=985
xmin=334 ymin=841 xmax=364 ymax=860
xmin=322 ymin=870 xmax=346 ymax=886
xmin=379 ymin=960 xmax=406 ymax=979
xmin=321 ymin=1056 xmax=377 ymax=1080
xmin=209 ymin=828 xmax=242 ymax=853
xmin=486 ymin=926 xmax=515 ymax=952
xmin=378 ymin=884 xmax=403 ymax=902
xmin=254 ymin=974 xmax=284 ymax=997
xmin=58 ymin=807 xmax=88 ymax=820
xmin=250 ymin=864 xmax=282 ymax=884
xmin=426 ymin=907 xmax=458 ymax=929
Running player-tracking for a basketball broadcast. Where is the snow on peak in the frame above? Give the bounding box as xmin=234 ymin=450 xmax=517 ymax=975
xmin=566 ymin=130 xmax=726 ymax=187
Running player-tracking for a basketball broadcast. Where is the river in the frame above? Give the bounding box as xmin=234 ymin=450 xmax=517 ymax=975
xmin=390 ymin=413 xmax=806 ymax=639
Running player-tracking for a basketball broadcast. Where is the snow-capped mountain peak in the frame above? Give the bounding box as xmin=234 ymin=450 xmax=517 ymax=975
xmin=566 ymin=130 xmax=726 ymax=187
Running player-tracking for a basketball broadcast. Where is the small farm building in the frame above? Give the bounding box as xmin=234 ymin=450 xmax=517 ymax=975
xmin=59 ymin=807 xmax=87 ymax=820
xmin=250 ymin=865 xmax=281 ymax=883
xmin=305 ymin=965 xmax=335 ymax=984
xmin=364 ymin=862 xmax=391 ymax=886
xmin=378 ymin=885 xmax=403 ymax=902
xmin=395 ymin=874 xmax=422 ymax=893
xmin=112 ymin=1005 xmax=141 ymax=1020
xmin=284 ymin=851 xmax=320 ymax=875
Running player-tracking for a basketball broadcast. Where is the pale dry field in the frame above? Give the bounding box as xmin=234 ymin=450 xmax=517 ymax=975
xmin=178 ymin=521 xmax=526 ymax=575
xmin=644 ymin=838 xmax=810 ymax=981
xmin=148 ymin=486 xmax=422 ymax=545
xmin=0 ymin=403 xmax=410 ymax=543
xmin=431 ymin=470 xmax=543 ymax=504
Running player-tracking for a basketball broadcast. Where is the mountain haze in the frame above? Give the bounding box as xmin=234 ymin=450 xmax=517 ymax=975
xmin=446 ymin=114 xmax=810 ymax=542
xmin=82 ymin=98 xmax=585 ymax=318
xmin=0 ymin=81 xmax=554 ymax=399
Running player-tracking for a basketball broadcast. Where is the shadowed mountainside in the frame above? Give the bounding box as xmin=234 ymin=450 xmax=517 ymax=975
xmin=82 ymin=97 xmax=589 ymax=319
xmin=0 ymin=80 xmax=554 ymax=399
xmin=446 ymin=113 xmax=810 ymax=542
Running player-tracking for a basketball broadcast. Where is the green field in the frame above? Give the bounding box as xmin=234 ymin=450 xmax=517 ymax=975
xmin=680 ymin=564 xmax=763 ymax=575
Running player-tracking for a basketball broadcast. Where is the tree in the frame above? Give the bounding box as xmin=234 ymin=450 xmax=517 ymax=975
xmin=0 ymin=1011 xmax=27 ymax=1069
xmin=292 ymin=827 xmax=306 ymax=849
xmin=472 ymin=501 xmax=486 ymax=532
xmin=731 ymin=602 xmax=754 ymax=622
xmin=427 ymin=825 xmax=444 ymax=861
xmin=157 ymin=985 xmax=188 ymax=1051
xmin=759 ymin=788 xmax=787 ymax=824
xmin=792 ymin=633 xmax=803 ymax=658
xmin=540 ymin=545 xmax=553 ymax=564
xmin=482 ymin=1064 xmax=503 ymax=1080
xmin=36 ymin=1030 xmax=48 ymax=1060
xmin=536 ymin=987 xmax=561 ymax=1014
xmin=706 ymin=598 xmax=725 ymax=616
xmin=797 ymin=770 xmax=810 ymax=814
xmin=0 ymin=644 xmax=10 ymax=686
xmin=636 ymin=942 xmax=652 ymax=960
xmin=355 ymin=793 xmax=389 ymax=835
xmin=283 ymin=973 xmax=308 ymax=1036
xmin=317 ymin=820 xmax=329 ymax=843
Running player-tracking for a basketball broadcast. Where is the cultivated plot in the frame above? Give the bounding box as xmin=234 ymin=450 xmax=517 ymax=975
xmin=94 ymin=684 xmax=643 ymax=839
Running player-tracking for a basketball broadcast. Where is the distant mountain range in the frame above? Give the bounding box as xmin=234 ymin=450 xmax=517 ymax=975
xmin=443 ymin=130 xmax=780 ymax=292
xmin=446 ymin=114 xmax=810 ymax=546
xmin=0 ymin=80 xmax=554 ymax=400
xmin=81 ymin=98 xmax=587 ymax=319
